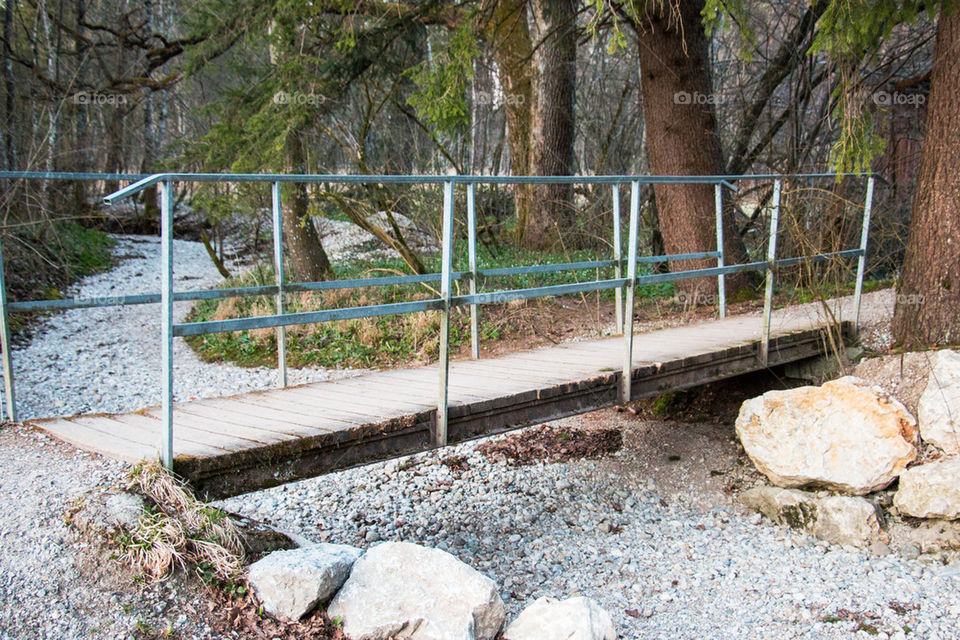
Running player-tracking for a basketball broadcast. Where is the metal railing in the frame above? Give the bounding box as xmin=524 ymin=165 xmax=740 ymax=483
xmin=0 ymin=171 xmax=875 ymax=468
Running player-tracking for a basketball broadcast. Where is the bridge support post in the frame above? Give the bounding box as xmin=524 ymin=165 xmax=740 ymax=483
xmin=853 ymin=176 xmax=874 ymax=334
xmin=0 ymin=235 xmax=16 ymax=422
xmin=435 ymin=180 xmax=455 ymax=447
xmin=466 ymin=183 xmax=480 ymax=360
xmin=612 ymin=184 xmax=623 ymax=333
xmin=271 ymin=182 xmax=288 ymax=387
xmin=160 ymin=179 xmax=175 ymax=469
xmin=620 ymin=181 xmax=640 ymax=404
xmin=714 ymin=183 xmax=726 ymax=319
xmin=760 ymin=179 xmax=782 ymax=366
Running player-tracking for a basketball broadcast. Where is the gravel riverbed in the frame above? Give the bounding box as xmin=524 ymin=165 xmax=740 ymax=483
xmin=3 ymin=235 xmax=352 ymax=421
xmin=220 ymin=411 xmax=960 ymax=640
xmin=1 ymin=236 xmax=957 ymax=639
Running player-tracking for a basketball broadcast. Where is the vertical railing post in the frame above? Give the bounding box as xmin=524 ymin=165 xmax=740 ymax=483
xmin=853 ymin=176 xmax=875 ymax=334
xmin=714 ymin=182 xmax=726 ymax=319
xmin=620 ymin=180 xmax=640 ymax=404
xmin=612 ymin=184 xmax=624 ymax=333
xmin=466 ymin=182 xmax=480 ymax=359
xmin=760 ymin=179 xmax=782 ymax=366
xmin=0 ymin=235 xmax=16 ymax=422
xmin=271 ymin=181 xmax=288 ymax=387
xmin=160 ymin=179 xmax=175 ymax=468
xmin=435 ymin=180 xmax=455 ymax=447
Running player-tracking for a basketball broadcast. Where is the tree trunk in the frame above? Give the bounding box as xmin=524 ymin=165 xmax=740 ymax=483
xmin=3 ymin=0 xmax=16 ymax=171
xmin=486 ymin=0 xmax=534 ymax=244
xmin=525 ymin=0 xmax=577 ymax=250
xmin=632 ymin=0 xmax=751 ymax=296
xmin=283 ymin=130 xmax=334 ymax=282
xmin=892 ymin=8 xmax=960 ymax=348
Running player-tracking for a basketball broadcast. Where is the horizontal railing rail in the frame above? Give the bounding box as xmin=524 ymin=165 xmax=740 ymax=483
xmin=0 ymin=171 xmax=875 ymax=470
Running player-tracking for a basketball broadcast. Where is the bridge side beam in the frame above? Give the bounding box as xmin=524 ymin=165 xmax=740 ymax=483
xmin=466 ymin=183 xmax=480 ymax=359
xmin=435 ymin=181 xmax=455 ymax=447
xmin=160 ymin=179 xmax=175 ymax=468
xmin=612 ymin=184 xmax=623 ymax=333
xmin=272 ymin=182 xmax=288 ymax=388
xmin=0 ymin=235 xmax=16 ymax=422
xmin=714 ymin=183 xmax=726 ymax=318
xmin=853 ymin=176 xmax=875 ymax=333
xmin=760 ymin=179 xmax=782 ymax=366
xmin=620 ymin=181 xmax=640 ymax=404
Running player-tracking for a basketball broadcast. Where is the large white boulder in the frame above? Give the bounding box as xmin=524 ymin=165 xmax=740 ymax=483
xmin=894 ymin=456 xmax=960 ymax=520
xmin=247 ymin=543 xmax=362 ymax=621
xmin=735 ymin=377 xmax=918 ymax=494
xmin=503 ymin=596 xmax=617 ymax=640
xmin=740 ymin=486 xmax=883 ymax=547
xmin=918 ymin=350 xmax=960 ymax=454
xmin=327 ymin=541 xmax=505 ymax=640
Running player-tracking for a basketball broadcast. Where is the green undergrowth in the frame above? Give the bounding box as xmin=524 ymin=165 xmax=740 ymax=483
xmin=3 ymin=221 xmax=116 ymax=333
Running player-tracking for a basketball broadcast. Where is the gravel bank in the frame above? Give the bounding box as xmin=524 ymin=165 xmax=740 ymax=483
xmin=221 ymin=411 xmax=960 ymax=640
xmin=3 ymin=235 xmax=352 ymax=421
xmin=0 ymin=423 xmax=215 ymax=640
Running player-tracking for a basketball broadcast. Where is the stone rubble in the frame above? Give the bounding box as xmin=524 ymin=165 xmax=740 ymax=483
xmin=893 ymin=456 xmax=960 ymax=520
xmin=247 ymin=543 xmax=362 ymax=621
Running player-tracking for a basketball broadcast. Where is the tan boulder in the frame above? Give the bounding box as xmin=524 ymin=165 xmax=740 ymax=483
xmin=894 ymin=456 xmax=960 ymax=520
xmin=736 ymin=376 xmax=918 ymax=494
xmin=918 ymin=350 xmax=960 ymax=454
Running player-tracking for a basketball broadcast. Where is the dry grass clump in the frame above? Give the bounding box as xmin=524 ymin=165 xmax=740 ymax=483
xmin=117 ymin=461 xmax=245 ymax=583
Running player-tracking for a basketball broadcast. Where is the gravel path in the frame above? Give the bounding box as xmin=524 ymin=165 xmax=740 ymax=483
xmin=3 ymin=235 xmax=352 ymax=421
xmin=0 ymin=423 xmax=215 ymax=640
xmin=221 ymin=412 xmax=960 ymax=640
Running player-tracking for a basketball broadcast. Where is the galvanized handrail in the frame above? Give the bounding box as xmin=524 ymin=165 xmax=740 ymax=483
xmin=0 ymin=171 xmax=875 ymax=469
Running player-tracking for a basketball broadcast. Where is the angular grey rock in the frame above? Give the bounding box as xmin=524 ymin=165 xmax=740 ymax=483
xmin=247 ymin=543 xmax=362 ymax=621
xmin=735 ymin=376 xmax=918 ymax=494
xmin=503 ymin=596 xmax=617 ymax=640
xmin=69 ymin=488 xmax=144 ymax=537
xmin=918 ymin=350 xmax=960 ymax=454
xmin=740 ymin=486 xmax=883 ymax=547
xmin=893 ymin=456 xmax=960 ymax=520
xmin=327 ymin=541 xmax=505 ymax=640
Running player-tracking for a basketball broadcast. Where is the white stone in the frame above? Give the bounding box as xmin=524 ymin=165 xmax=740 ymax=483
xmin=247 ymin=543 xmax=362 ymax=621
xmin=735 ymin=376 xmax=918 ymax=494
xmin=918 ymin=350 xmax=960 ymax=454
xmin=894 ymin=456 xmax=960 ymax=520
xmin=69 ymin=488 xmax=144 ymax=537
xmin=740 ymin=486 xmax=882 ymax=547
xmin=503 ymin=596 xmax=617 ymax=640
xmin=327 ymin=541 xmax=505 ymax=640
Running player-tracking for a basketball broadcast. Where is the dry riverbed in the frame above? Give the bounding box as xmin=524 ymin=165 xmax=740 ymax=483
xmin=3 ymin=399 xmax=959 ymax=639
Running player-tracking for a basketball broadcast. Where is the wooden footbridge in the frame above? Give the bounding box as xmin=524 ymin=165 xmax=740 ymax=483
xmin=0 ymin=171 xmax=878 ymax=499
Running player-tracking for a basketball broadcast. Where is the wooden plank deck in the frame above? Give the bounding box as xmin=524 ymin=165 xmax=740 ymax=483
xmin=28 ymin=292 xmax=887 ymax=498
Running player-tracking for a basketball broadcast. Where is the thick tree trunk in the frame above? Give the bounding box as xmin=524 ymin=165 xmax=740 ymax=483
xmin=486 ymin=0 xmax=535 ymax=244
xmin=632 ymin=0 xmax=750 ymax=295
xmin=892 ymin=8 xmax=960 ymax=347
xmin=525 ymin=0 xmax=577 ymax=250
xmin=283 ymin=131 xmax=334 ymax=282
